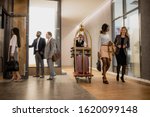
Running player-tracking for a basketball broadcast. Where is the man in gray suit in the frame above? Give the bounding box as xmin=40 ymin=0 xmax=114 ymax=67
xmin=29 ymin=31 xmax=46 ymax=78
xmin=44 ymin=32 xmax=56 ymax=80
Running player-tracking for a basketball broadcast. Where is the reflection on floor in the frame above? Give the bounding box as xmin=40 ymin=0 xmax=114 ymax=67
xmin=0 ymin=67 xmax=150 ymax=100
xmin=63 ymin=67 xmax=150 ymax=100
xmin=0 ymin=75 xmax=95 ymax=100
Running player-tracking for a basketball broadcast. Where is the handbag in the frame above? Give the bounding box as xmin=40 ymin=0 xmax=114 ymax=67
xmin=6 ymin=59 xmax=19 ymax=71
xmin=96 ymin=59 xmax=101 ymax=71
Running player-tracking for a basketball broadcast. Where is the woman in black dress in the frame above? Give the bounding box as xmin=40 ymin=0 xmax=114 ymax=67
xmin=114 ymin=27 xmax=130 ymax=82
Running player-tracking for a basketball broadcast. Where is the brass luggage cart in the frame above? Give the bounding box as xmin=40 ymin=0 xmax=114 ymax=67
xmin=71 ymin=25 xmax=93 ymax=83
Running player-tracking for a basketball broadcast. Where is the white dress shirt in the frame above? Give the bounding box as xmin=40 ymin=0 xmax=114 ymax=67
xmin=36 ymin=37 xmax=40 ymax=50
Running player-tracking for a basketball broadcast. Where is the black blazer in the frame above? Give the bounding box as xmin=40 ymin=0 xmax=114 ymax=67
xmin=114 ymin=35 xmax=130 ymax=55
xmin=29 ymin=37 xmax=46 ymax=59
xmin=76 ymin=40 xmax=84 ymax=47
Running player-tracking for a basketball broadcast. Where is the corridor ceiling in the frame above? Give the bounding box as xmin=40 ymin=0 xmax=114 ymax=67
xmin=62 ymin=0 xmax=104 ymax=24
xmin=62 ymin=0 xmax=105 ymax=36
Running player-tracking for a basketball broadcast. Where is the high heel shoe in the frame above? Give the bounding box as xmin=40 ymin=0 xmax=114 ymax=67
xmin=121 ymin=77 xmax=125 ymax=83
xmin=11 ymin=77 xmax=16 ymax=81
xmin=102 ymin=77 xmax=109 ymax=84
xmin=116 ymin=75 xmax=119 ymax=81
xmin=14 ymin=77 xmax=23 ymax=82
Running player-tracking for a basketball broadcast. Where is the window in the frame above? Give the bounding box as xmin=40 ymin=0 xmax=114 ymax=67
xmin=112 ymin=0 xmax=123 ymax=19
xmin=126 ymin=0 xmax=138 ymax=12
xmin=124 ymin=10 xmax=140 ymax=77
xmin=113 ymin=18 xmax=123 ymax=37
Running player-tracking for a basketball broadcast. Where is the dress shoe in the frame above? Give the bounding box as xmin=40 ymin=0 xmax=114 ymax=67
xmin=47 ymin=77 xmax=53 ymax=80
xmin=40 ymin=76 xmax=44 ymax=78
xmin=33 ymin=75 xmax=39 ymax=77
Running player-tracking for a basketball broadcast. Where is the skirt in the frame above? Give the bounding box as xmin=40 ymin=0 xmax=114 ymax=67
xmin=100 ymin=45 xmax=113 ymax=60
xmin=116 ymin=49 xmax=127 ymax=65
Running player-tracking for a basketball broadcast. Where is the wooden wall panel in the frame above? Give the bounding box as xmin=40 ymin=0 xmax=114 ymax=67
xmin=14 ymin=0 xmax=28 ymax=15
xmin=0 ymin=0 xmax=4 ymax=7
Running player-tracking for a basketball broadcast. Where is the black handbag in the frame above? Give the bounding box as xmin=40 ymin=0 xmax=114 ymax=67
xmin=6 ymin=60 xmax=19 ymax=72
xmin=96 ymin=59 xmax=101 ymax=71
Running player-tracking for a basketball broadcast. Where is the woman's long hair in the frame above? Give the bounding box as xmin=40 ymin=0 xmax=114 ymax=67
xmin=12 ymin=27 xmax=21 ymax=48
xmin=100 ymin=23 xmax=109 ymax=34
xmin=120 ymin=26 xmax=129 ymax=38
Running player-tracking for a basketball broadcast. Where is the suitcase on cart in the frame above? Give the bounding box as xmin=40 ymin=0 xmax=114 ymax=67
xmin=76 ymin=55 xmax=89 ymax=74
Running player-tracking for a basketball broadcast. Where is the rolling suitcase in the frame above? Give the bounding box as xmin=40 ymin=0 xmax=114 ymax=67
xmin=75 ymin=54 xmax=89 ymax=74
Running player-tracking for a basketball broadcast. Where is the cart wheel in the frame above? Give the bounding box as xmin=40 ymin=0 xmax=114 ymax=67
xmin=88 ymin=78 xmax=91 ymax=83
xmin=76 ymin=77 xmax=79 ymax=83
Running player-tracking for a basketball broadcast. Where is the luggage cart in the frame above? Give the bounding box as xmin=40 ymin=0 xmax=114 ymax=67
xmin=71 ymin=25 xmax=93 ymax=83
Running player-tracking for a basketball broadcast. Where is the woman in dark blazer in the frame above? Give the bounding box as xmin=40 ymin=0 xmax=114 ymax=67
xmin=114 ymin=27 xmax=130 ymax=82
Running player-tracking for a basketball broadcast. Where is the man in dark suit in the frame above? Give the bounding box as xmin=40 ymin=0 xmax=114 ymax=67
xmin=29 ymin=31 xmax=46 ymax=78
